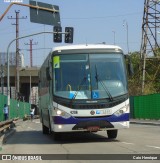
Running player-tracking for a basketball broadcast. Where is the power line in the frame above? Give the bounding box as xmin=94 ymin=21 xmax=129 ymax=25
xmin=20 ymin=48 xmax=52 ymax=51
xmin=61 ymin=12 xmax=142 ymax=20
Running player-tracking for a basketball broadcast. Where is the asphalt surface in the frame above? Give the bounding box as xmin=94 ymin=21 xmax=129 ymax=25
xmin=0 ymin=119 xmax=160 ymax=163
xmin=0 ymin=118 xmax=160 ymax=163
xmin=0 ymin=118 xmax=160 ymax=146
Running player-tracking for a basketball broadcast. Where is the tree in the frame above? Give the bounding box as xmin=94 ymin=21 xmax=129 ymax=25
xmin=127 ymin=52 xmax=142 ymax=96
xmin=128 ymin=51 xmax=160 ymax=96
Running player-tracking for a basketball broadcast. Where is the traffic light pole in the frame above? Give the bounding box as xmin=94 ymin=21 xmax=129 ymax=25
xmin=7 ymin=31 xmax=68 ymax=119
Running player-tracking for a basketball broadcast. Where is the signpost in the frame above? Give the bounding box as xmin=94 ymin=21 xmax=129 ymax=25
xmin=0 ymin=1 xmax=74 ymax=119
xmin=29 ymin=0 xmax=61 ymax=26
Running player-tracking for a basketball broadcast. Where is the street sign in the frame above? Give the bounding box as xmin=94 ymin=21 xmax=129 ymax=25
xmin=29 ymin=0 xmax=61 ymax=26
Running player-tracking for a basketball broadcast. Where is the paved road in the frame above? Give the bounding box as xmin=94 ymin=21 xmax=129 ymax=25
xmin=0 ymin=119 xmax=160 ymax=163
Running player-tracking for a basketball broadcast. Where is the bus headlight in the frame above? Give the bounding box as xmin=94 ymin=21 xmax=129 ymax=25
xmin=56 ymin=109 xmax=71 ymax=119
xmin=114 ymin=104 xmax=129 ymax=116
xmin=57 ymin=110 xmax=62 ymax=115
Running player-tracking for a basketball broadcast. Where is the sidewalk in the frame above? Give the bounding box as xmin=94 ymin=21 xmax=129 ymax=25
xmin=130 ymin=119 xmax=160 ymax=126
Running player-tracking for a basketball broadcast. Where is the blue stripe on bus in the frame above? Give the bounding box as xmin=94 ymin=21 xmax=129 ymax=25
xmin=53 ymin=113 xmax=129 ymax=124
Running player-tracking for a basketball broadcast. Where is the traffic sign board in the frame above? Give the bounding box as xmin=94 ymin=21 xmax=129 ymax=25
xmin=29 ymin=0 xmax=61 ymax=26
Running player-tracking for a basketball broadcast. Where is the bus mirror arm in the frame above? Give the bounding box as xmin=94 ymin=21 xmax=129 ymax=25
xmin=46 ymin=67 xmax=52 ymax=80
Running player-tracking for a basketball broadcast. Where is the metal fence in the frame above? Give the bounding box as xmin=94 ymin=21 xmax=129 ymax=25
xmin=130 ymin=94 xmax=160 ymax=120
xmin=0 ymin=94 xmax=30 ymax=121
xmin=1 ymin=93 xmax=160 ymax=121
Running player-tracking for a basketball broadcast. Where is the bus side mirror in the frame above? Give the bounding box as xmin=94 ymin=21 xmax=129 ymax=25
xmin=46 ymin=67 xmax=52 ymax=80
xmin=128 ymin=57 xmax=134 ymax=76
xmin=124 ymin=55 xmax=134 ymax=76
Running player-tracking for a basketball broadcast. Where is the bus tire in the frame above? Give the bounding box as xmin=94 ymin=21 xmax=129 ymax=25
xmin=42 ymin=124 xmax=50 ymax=134
xmin=107 ymin=130 xmax=118 ymax=139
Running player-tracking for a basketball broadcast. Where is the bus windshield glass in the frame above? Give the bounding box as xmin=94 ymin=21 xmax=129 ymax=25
xmin=53 ymin=53 xmax=127 ymax=100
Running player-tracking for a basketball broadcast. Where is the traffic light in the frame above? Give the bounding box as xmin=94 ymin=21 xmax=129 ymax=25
xmin=65 ymin=27 xmax=74 ymax=43
xmin=54 ymin=26 xmax=62 ymax=42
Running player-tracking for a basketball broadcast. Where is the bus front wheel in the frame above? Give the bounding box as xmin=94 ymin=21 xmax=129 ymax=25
xmin=53 ymin=132 xmax=61 ymax=140
xmin=107 ymin=130 xmax=118 ymax=139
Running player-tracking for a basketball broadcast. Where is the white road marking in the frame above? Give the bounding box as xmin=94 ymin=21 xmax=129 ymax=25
xmin=146 ymin=145 xmax=160 ymax=149
xmin=121 ymin=142 xmax=135 ymax=145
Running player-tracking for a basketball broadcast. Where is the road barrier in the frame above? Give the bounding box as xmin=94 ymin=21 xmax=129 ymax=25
xmin=1 ymin=92 xmax=159 ymax=121
xmin=0 ymin=94 xmax=30 ymax=121
xmin=23 ymin=115 xmax=39 ymax=121
xmin=0 ymin=118 xmax=18 ymax=143
xmin=0 ymin=118 xmax=18 ymax=133
xmin=130 ymin=93 xmax=160 ymax=120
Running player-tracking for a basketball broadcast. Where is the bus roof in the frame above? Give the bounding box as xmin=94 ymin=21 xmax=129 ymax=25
xmin=52 ymin=44 xmax=122 ymax=52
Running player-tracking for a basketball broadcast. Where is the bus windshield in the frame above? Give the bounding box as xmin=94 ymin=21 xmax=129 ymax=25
xmin=53 ymin=53 xmax=127 ymax=100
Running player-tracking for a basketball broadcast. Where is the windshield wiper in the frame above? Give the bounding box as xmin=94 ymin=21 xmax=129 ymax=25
xmin=95 ymin=65 xmax=113 ymax=101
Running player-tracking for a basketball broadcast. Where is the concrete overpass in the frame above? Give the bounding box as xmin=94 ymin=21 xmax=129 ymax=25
xmin=2 ymin=66 xmax=39 ymax=102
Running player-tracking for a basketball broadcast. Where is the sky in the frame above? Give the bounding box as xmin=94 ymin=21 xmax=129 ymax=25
xmin=0 ymin=0 xmax=144 ymax=67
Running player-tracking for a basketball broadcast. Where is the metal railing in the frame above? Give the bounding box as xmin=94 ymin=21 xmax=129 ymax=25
xmin=0 ymin=118 xmax=18 ymax=135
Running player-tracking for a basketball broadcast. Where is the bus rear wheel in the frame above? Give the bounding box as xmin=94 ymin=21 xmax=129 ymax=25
xmin=42 ymin=124 xmax=50 ymax=134
xmin=107 ymin=130 xmax=118 ymax=139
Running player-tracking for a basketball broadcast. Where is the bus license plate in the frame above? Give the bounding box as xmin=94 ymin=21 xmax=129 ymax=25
xmin=87 ymin=126 xmax=100 ymax=132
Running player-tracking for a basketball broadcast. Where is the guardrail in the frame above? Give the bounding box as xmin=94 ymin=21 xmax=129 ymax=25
xmin=0 ymin=116 xmax=39 ymax=142
xmin=23 ymin=115 xmax=39 ymax=121
xmin=0 ymin=118 xmax=18 ymax=135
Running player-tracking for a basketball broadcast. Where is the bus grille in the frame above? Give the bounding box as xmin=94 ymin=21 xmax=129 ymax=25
xmin=72 ymin=120 xmax=114 ymax=130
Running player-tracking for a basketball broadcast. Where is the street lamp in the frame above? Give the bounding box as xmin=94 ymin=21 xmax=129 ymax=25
xmin=123 ymin=20 xmax=129 ymax=54
xmin=7 ymin=31 xmax=56 ymax=119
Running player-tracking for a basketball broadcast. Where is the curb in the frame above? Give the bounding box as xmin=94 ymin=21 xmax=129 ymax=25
xmin=130 ymin=121 xmax=160 ymax=126
xmin=0 ymin=129 xmax=16 ymax=146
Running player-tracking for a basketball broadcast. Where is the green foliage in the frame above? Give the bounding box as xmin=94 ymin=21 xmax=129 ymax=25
xmin=153 ymin=47 xmax=160 ymax=57
xmin=127 ymin=51 xmax=160 ymax=95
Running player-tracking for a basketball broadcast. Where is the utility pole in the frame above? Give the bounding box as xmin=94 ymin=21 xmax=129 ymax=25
xmin=0 ymin=64 xmax=4 ymax=94
xmin=25 ymin=39 xmax=38 ymax=67
xmin=8 ymin=10 xmax=27 ymax=99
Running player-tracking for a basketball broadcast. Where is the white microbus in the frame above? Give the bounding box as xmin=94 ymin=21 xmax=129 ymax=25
xmin=39 ymin=44 xmax=129 ymax=140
